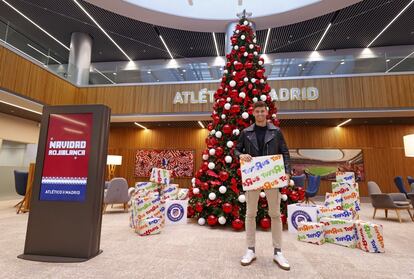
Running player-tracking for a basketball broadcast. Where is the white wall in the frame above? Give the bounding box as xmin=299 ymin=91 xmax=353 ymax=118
xmin=0 ymin=113 xmax=40 ymax=199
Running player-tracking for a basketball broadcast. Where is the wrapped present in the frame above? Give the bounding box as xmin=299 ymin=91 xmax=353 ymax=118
xmin=332 ymin=182 xmax=361 ymax=213
xmin=150 ymin=168 xmax=171 ymax=185
xmin=336 ymin=171 xmax=355 ymax=184
xmin=297 ymin=222 xmax=325 ymax=245
xmin=355 ymin=221 xmax=385 ymax=253
xmin=135 ymin=181 xmax=160 ymax=193
xmin=134 ymin=192 xmax=161 ymax=221
xmin=165 ymin=200 xmax=188 ymax=225
xmin=318 ymin=206 xmax=354 ymax=221
xmin=287 ymin=203 xmax=319 ymax=233
xmin=162 ymin=183 xmax=179 ymax=200
xmin=320 ymin=217 xmax=358 ymax=248
xmin=324 ymin=192 xmax=343 ymax=209
xmin=136 ymin=217 xmax=162 ymax=236
xmin=177 ymin=188 xmax=189 ymax=200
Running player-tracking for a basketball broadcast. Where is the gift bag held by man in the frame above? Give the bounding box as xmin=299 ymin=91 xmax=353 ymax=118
xmin=235 ymin=101 xmax=291 ymax=270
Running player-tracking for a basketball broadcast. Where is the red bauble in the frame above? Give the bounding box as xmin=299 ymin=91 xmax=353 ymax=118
xmin=260 ymin=217 xmax=271 ymax=230
xmin=207 ymin=123 xmax=214 ymax=131
xmin=215 ymin=147 xmax=224 ymax=157
xmin=201 ymin=182 xmax=209 ymax=190
xmin=256 ymin=69 xmax=264 ymax=78
xmin=222 ymin=202 xmax=233 ymax=214
xmin=245 ymin=62 xmax=253 ymax=69
xmin=207 ymin=215 xmax=218 ymax=226
xmin=195 ymin=202 xmax=203 ymax=213
xmin=196 ymin=169 xmax=203 ymax=178
xmin=232 ymin=218 xmax=244 ymax=230
xmin=201 ymin=161 xmax=209 ymax=171
xmin=240 ymin=46 xmax=246 ymax=52
xmin=248 ymin=53 xmax=254 ymax=60
xmin=219 ymin=171 xmax=229 ymax=182
xmin=235 ymin=63 xmax=243 ymax=71
xmin=222 ymin=124 xmax=232 ymax=135
xmin=187 ymin=206 xmax=195 ymax=218
xmin=230 ymin=104 xmax=241 ymax=114
xmin=252 ymin=88 xmax=259 ymax=95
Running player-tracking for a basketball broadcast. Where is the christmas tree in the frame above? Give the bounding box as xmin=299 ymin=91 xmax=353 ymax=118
xmin=188 ymin=16 xmax=305 ymax=230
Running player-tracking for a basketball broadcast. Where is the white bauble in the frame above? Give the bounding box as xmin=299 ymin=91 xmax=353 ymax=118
xmin=251 ymin=78 xmax=256 ymax=83
xmin=238 ymin=194 xmax=246 ymax=203
xmin=244 ymin=52 xmax=248 ymax=57
xmin=191 ymin=177 xmax=196 ymax=184
xmin=208 ymin=162 xmax=215 ymax=169
xmin=243 ymin=20 xmax=248 ymax=25
xmin=239 ymin=92 xmax=246 ymax=98
xmin=235 ymin=30 xmax=240 ymax=34
xmin=193 ymin=187 xmax=200 ymax=195
xmin=232 ymin=129 xmax=240 ymax=136
xmin=254 ymin=51 xmax=258 ymax=56
xmin=234 ymin=45 xmax=239 ymax=50
xmin=281 ymin=194 xmax=288 ymax=201
xmin=242 ymin=112 xmax=249 ymax=119
xmin=215 ymin=131 xmax=222 ymax=138
xmin=226 ymin=141 xmax=234 ymax=148
xmin=225 ymin=155 xmax=232 ymax=163
xmin=252 ymin=97 xmax=258 ymax=103
xmin=289 ymin=179 xmax=295 ymax=186
xmin=227 ymin=97 xmax=231 ymax=102
xmin=224 ymin=88 xmax=228 ymax=91
xmin=258 ymin=60 xmax=263 ymax=65
xmin=249 ymin=44 xmax=254 ymax=49
xmin=259 ymin=191 xmax=266 ymax=198
xmin=209 ymin=192 xmax=216 ymax=200
xmin=260 ymin=95 xmax=267 ymax=101
xmin=232 ymin=71 xmax=236 ymax=76
xmin=210 ymin=129 xmax=216 ymax=135
xmin=209 ymin=148 xmax=216 ymax=156
xmin=221 ymin=114 xmax=226 ymax=120
xmin=218 ymin=216 xmax=227 ymax=225
xmin=233 ymin=61 xmax=238 ymax=65
xmin=249 ymin=22 xmax=253 ymax=26
xmin=229 ymin=80 xmax=236 ymax=87
xmin=224 ymin=103 xmax=231 ymax=110
xmin=260 ymin=79 xmax=265 ymax=83
xmin=224 ymin=69 xmax=228 ymax=74
xmin=198 ymin=217 xmax=206 ymax=226
xmin=219 ymin=185 xmax=227 ymax=194
xmin=202 ymin=154 xmax=209 ymax=160
xmin=241 ymin=35 xmax=246 ymax=40
xmin=272 ymin=114 xmax=277 ymax=119
xmin=243 ymin=77 xmax=249 ymax=82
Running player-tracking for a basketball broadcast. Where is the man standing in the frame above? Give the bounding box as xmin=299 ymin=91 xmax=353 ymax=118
xmin=235 ymin=101 xmax=291 ymax=270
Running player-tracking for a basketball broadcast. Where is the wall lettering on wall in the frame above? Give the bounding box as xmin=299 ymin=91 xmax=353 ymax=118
xmin=173 ymin=87 xmax=319 ymax=104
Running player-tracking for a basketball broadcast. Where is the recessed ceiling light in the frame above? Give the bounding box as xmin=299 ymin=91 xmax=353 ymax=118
xmin=340 ymin=61 xmax=345 ymax=65
xmin=134 ymin=122 xmax=147 ymax=129
xmin=113 ymin=72 xmax=117 ymax=75
xmin=315 ymin=23 xmax=331 ymax=51
xmin=386 ymin=59 xmax=391 ymax=62
xmin=367 ymin=0 xmax=414 ymax=48
xmin=94 ymin=68 xmax=115 ymax=84
xmin=263 ymin=28 xmax=271 ymax=54
xmin=182 ymin=69 xmax=186 ymax=72
xmin=337 ymin=119 xmax=352 ymax=127
xmin=212 ymin=32 xmax=220 ymax=57
xmin=72 ymin=0 xmax=133 ymax=61
xmin=298 ymin=64 xmax=302 ymax=67
xmin=147 ymin=70 xmax=151 ymax=74
xmin=2 ymin=0 xmax=69 ymax=51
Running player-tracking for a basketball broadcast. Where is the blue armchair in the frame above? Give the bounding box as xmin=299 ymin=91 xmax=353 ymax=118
xmin=14 ymin=170 xmax=28 ymax=211
xmin=394 ymin=176 xmax=408 ymax=196
xmin=305 ymin=175 xmax=321 ymax=204
xmin=407 ymin=176 xmax=414 ymax=192
xmin=292 ymin=174 xmax=306 ymax=188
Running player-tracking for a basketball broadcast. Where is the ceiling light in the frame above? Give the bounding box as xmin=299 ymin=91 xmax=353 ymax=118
xmin=386 ymin=49 xmax=414 ymax=72
xmin=298 ymin=64 xmax=302 ymax=67
xmin=113 ymin=72 xmax=117 ymax=75
xmin=94 ymin=68 xmax=116 ymax=84
xmin=386 ymin=59 xmax=391 ymax=62
xmin=263 ymin=28 xmax=271 ymax=54
xmin=212 ymin=32 xmax=220 ymax=57
xmin=134 ymin=122 xmax=147 ymax=129
xmin=340 ymin=61 xmax=345 ymax=65
xmin=147 ymin=70 xmax=152 ymax=74
xmin=314 ymin=23 xmax=331 ymax=51
xmin=197 ymin=121 xmax=205 ymax=128
xmin=182 ymin=69 xmax=186 ymax=72
xmin=72 ymin=0 xmax=133 ymax=61
xmin=157 ymin=32 xmax=174 ymax=59
xmin=367 ymin=0 xmax=414 ymax=48
xmin=27 ymin=44 xmax=62 ymax=64
xmin=337 ymin=119 xmax=352 ymax=127
xmin=2 ymin=0 xmax=69 ymax=51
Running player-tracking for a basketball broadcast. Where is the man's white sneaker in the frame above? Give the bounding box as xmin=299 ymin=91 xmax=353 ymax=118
xmin=273 ymin=252 xmax=290 ymax=270
xmin=240 ymin=249 xmax=256 ymax=266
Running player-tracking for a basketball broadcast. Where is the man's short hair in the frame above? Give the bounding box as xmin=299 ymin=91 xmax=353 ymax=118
xmin=253 ymin=101 xmax=267 ymax=109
